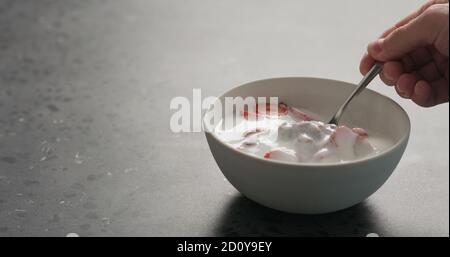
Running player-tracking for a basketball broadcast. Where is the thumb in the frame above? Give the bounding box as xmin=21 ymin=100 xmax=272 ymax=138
xmin=368 ymin=6 xmax=445 ymax=61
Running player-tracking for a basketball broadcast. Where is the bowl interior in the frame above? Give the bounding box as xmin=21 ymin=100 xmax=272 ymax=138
xmin=206 ymin=77 xmax=410 ymax=154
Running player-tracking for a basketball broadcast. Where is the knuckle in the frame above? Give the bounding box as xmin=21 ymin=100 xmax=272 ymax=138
xmin=423 ymin=4 xmax=448 ymax=21
xmin=417 ymin=5 xmax=448 ymax=42
xmin=383 ymin=28 xmax=406 ymax=53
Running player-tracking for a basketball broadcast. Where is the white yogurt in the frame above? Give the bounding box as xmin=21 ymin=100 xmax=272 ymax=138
xmin=214 ymin=103 xmax=392 ymax=164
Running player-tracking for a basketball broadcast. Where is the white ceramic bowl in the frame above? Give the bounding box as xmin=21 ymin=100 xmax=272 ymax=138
xmin=205 ymin=77 xmax=410 ymax=214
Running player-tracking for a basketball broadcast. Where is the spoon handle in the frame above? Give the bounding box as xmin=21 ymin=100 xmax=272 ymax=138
xmin=329 ymin=62 xmax=383 ymax=125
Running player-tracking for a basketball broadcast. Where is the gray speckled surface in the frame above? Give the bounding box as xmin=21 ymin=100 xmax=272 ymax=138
xmin=0 ymin=0 xmax=448 ymax=237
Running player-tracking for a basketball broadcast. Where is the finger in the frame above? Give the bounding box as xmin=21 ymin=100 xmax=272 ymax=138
xmin=367 ymin=10 xmax=442 ymax=62
xmin=419 ymin=61 xmax=443 ymax=81
xmin=360 ymin=53 xmax=376 ymax=75
xmin=379 ymin=26 xmax=398 ymax=39
xmin=380 ymin=73 xmax=395 ymax=86
xmin=430 ymin=78 xmax=450 ymax=105
xmin=411 ymin=80 xmax=434 ymax=106
xmin=395 ymin=84 xmax=411 ymax=99
xmin=379 ymin=0 xmax=448 ymax=38
xmin=380 ymin=61 xmax=404 ymax=86
xmin=401 ymin=54 xmax=416 ymax=72
xmin=397 ymin=72 xmax=422 ymax=98
xmin=395 ymin=0 xmax=447 ymax=26
xmin=410 ymin=47 xmax=434 ymax=67
xmin=380 ymin=0 xmax=447 ymax=38
xmin=430 ymin=47 xmax=449 ymax=76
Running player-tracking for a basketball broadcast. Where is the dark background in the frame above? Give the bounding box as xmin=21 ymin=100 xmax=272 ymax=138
xmin=0 ymin=0 xmax=448 ymax=236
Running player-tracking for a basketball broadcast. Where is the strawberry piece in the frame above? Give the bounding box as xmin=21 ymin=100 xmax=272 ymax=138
xmin=288 ymin=106 xmax=313 ymax=121
xmin=256 ymin=103 xmax=288 ymax=116
xmin=329 ymin=132 xmax=338 ymax=147
xmin=263 ymin=148 xmax=297 ymax=162
xmin=329 ymin=126 xmax=354 ymax=147
xmin=279 ymin=102 xmax=288 ymax=112
xmin=241 ymin=103 xmax=288 ymax=119
xmin=352 ymin=128 xmax=369 ymax=139
xmin=276 ymin=103 xmax=288 ymax=115
xmin=240 ymin=110 xmax=260 ymax=119
xmin=243 ymin=128 xmax=265 ymax=137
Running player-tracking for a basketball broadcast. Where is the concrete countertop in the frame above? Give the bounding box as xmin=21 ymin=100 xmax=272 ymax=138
xmin=0 ymin=0 xmax=448 ymax=236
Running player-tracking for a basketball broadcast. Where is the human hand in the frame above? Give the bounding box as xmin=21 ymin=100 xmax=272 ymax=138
xmin=360 ymin=0 xmax=449 ymax=107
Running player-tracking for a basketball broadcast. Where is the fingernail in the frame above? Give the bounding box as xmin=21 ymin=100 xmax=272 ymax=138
xmin=369 ymin=39 xmax=383 ymax=54
xmin=384 ymin=70 xmax=394 ymax=81
xmin=397 ymin=85 xmax=409 ymax=98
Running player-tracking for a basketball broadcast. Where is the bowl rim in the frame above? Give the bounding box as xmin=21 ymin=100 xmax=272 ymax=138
xmin=204 ymin=76 xmax=411 ymax=168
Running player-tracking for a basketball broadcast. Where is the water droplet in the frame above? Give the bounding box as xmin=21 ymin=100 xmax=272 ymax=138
xmin=66 ymin=233 xmax=79 ymax=237
xmin=74 ymin=152 xmax=84 ymax=164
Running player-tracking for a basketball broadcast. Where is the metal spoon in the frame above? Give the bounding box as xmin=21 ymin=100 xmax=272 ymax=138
xmin=328 ymin=62 xmax=383 ymax=125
